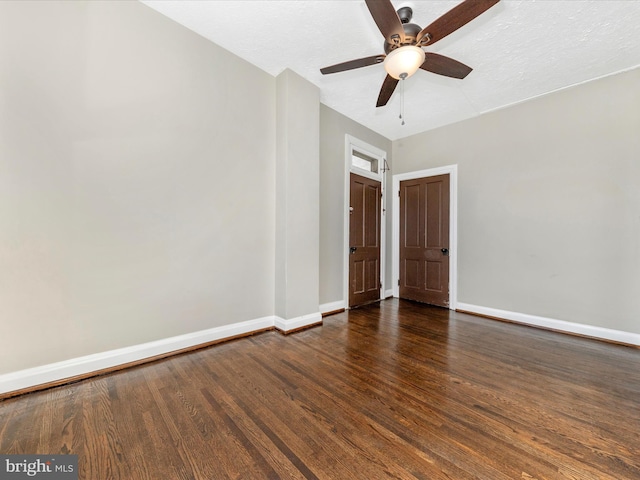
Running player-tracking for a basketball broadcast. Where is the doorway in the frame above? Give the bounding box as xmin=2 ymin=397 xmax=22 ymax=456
xmin=392 ymin=165 xmax=458 ymax=310
xmin=343 ymin=135 xmax=387 ymax=309
xmin=399 ymin=174 xmax=450 ymax=307
xmin=349 ymin=173 xmax=381 ymax=307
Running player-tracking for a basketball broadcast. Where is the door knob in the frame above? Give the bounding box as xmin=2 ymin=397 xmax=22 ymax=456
xmin=350 ymin=247 xmax=357 ymax=254
xmin=441 ymin=248 xmax=449 ymax=256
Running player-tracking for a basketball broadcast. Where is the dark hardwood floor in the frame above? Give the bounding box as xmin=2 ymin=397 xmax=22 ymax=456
xmin=1 ymin=299 xmax=639 ymax=479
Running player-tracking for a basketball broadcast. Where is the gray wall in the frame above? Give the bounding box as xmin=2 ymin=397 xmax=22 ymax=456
xmin=0 ymin=0 xmax=276 ymax=373
xmin=319 ymin=105 xmax=393 ymax=306
xmin=393 ymin=68 xmax=640 ymax=334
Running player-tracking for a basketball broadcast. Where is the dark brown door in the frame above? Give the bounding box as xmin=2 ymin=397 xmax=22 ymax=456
xmin=399 ymin=174 xmax=450 ymax=307
xmin=349 ymin=173 xmax=381 ymax=308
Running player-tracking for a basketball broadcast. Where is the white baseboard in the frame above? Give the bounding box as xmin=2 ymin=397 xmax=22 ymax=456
xmin=456 ymin=302 xmax=640 ymax=346
xmin=0 ymin=316 xmax=276 ymax=396
xmin=274 ymin=312 xmax=322 ymax=333
xmin=320 ymin=300 xmax=346 ymax=314
xmin=321 ymin=294 xmax=396 ymax=313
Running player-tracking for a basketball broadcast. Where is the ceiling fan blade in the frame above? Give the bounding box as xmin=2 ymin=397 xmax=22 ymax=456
xmin=376 ymin=75 xmax=399 ymax=107
xmin=365 ymin=0 xmax=406 ymax=45
xmin=417 ymin=0 xmax=500 ymax=46
xmin=420 ymin=53 xmax=472 ymax=79
xmin=320 ymin=55 xmax=386 ymax=75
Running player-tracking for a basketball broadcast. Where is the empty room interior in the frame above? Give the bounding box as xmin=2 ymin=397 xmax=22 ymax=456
xmin=1 ymin=1 xmax=639 ymax=479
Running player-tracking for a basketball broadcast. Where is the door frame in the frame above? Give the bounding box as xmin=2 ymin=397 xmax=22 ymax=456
xmin=392 ymin=165 xmax=458 ymax=309
xmin=344 ymin=135 xmax=387 ymax=309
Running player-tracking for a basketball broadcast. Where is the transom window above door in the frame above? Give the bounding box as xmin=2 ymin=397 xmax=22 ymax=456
xmin=351 ymin=150 xmax=379 ymax=175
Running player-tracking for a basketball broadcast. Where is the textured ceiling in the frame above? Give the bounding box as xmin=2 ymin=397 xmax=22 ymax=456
xmin=141 ymin=1 xmax=640 ymax=141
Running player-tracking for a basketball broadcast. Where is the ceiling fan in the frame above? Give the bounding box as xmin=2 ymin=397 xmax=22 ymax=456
xmin=320 ymin=0 xmax=500 ymax=107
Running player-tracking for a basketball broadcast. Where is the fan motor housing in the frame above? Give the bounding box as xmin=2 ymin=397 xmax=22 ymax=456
xmin=384 ymin=22 xmax=422 ymax=54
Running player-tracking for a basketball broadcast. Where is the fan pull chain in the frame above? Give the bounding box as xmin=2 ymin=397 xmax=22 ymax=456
xmin=399 ymin=73 xmax=407 ymax=126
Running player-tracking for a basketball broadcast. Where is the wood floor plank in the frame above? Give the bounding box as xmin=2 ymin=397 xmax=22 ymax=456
xmin=226 ymin=353 xmax=433 ymax=479
xmin=279 ymin=338 xmax=514 ymax=479
xmin=1 ymin=299 xmax=639 ymax=479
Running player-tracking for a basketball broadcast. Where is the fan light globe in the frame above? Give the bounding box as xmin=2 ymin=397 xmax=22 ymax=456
xmin=383 ymin=46 xmax=426 ymax=80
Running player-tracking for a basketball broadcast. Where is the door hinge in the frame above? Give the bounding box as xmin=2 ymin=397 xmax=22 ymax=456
xmin=398 ymin=279 xmax=400 ymax=286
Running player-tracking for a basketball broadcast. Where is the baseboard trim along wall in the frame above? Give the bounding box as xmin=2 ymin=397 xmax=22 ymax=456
xmin=320 ymin=300 xmax=346 ymax=315
xmin=0 ymin=312 xmax=321 ymax=397
xmin=275 ymin=312 xmax=323 ymax=333
xmin=320 ymin=295 xmax=396 ymax=314
xmin=457 ymin=302 xmax=640 ymax=347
